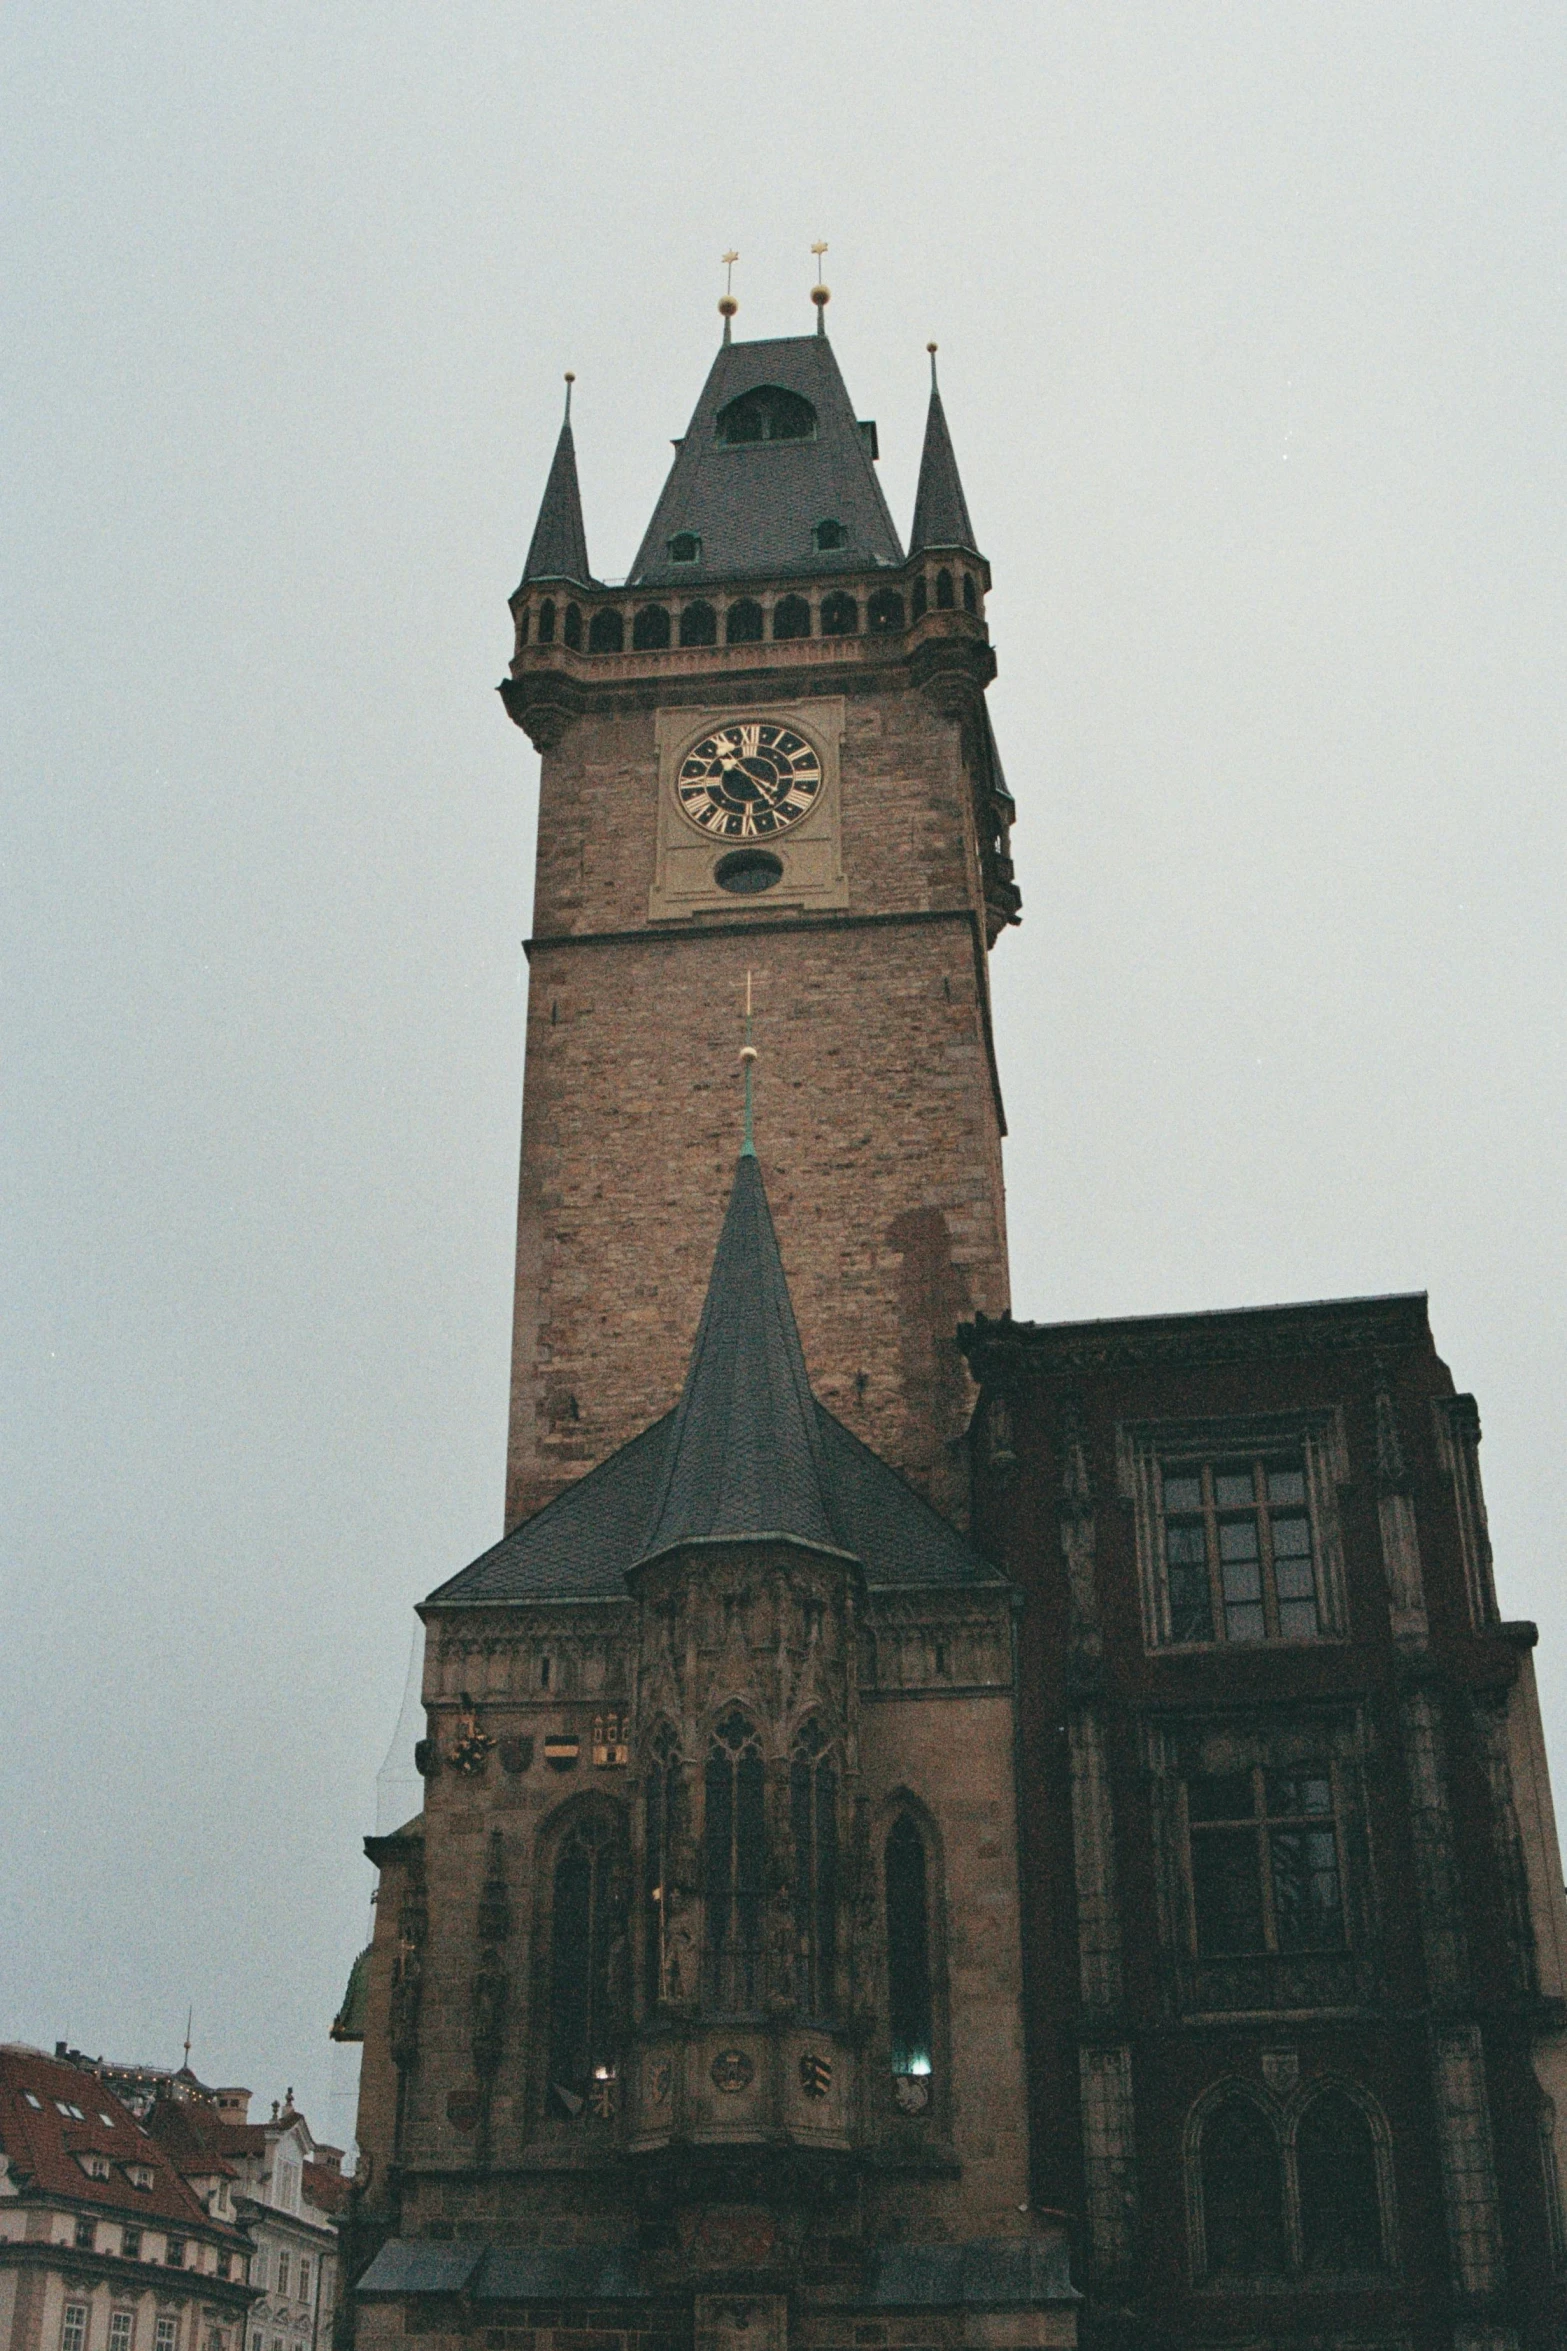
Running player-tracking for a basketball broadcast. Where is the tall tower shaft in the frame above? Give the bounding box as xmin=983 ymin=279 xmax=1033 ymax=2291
xmin=501 ymin=326 xmax=1019 ymax=1528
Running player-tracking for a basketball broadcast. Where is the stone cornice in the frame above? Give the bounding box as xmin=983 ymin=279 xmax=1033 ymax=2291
xmin=960 ymin=1292 xmax=1432 ymax=1384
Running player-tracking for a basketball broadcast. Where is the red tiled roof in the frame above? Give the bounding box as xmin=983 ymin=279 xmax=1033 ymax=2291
xmin=0 ymin=2047 xmax=240 ymax=2239
xmin=302 ymin=2159 xmax=348 ymax=2215
xmin=144 ymin=2097 xmax=240 ymax=2175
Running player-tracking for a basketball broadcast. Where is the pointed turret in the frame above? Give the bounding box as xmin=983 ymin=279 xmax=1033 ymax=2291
xmin=909 ymin=348 xmax=979 ymax=558
xmin=520 ymin=377 xmax=592 ymax=585
xmin=635 ymin=1150 xmax=842 ymax=1565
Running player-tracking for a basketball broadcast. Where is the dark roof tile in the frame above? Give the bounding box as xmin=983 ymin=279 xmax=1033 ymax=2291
xmin=629 ymin=334 xmax=903 ymax=588
xmin=909 ymin=385 xmax=979 ymax=557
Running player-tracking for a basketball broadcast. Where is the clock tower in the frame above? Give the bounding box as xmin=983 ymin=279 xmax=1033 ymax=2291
xmin=501 ymin=299 xmax=1019 ymax=1529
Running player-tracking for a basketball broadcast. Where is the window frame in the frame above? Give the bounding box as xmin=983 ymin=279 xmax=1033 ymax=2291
xmin=107 ymin=2312 xmax=135 ymax=2351
xmin=1184 ymin=1763 xmax=1350 ymax=1962
xmin=1146 ymin=1708 xmax=1377 ymax=2019
xmin=1186 ymin=2076 xmax=1397 ymax=2287
xmin=62 ymin=2307 xmax=89 ymax=2351
xmin=532 ymin=1796 xmax=630 ymax=2130
xmin=1119 ymin=1411 xmax=1349 ymax=1653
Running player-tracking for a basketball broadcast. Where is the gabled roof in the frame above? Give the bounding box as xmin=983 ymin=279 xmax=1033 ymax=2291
xmin=303 ymin=2158 xmax=349 ymax=2215
xmin=0 ymin=2047 xmax=230 ymax=2235
xmin=520 ymin=414 xmax=592 ymax=586
xmin=629 ymin=334 xmax=904 ymax=588
xmin=424 ymin=1153 xmax=1003 ymax=1609
xmin=909 ymin=383 xmax=979 ymax=557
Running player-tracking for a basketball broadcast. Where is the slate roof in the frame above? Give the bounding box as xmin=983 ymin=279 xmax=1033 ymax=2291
xmin=639 ymin=1146 xmax=840 ymax=1564
xmin=520 ymin=414 xmax=592 ymax=586
xmin=424 ymin=1152 xmax=1002 ymax=1610
xmin=628 ymin=333 xmax=904 ymax=589
xmin=909 ymin=383 xmax=980 ymax=556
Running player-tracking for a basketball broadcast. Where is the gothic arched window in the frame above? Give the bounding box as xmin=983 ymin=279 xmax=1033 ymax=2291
xmin=772 ymin=596 xmax=812 ymax=641
xmin=632 ymin=604 xmax=670 ymax=650
xmin=962 ymin=572 xmax=978 ymax=613
xmin=820 ymin=592 xmax=858 ymax=638
xmin=868 ymin=588 xmax=905 ymax=634
xmin=1297 ymin=2092 xmax=1384 ymax=2273
xmin=935 ymin=568 xmax=955 ymax=611
xmin=791 ymin=1720 xmax=840 ymax=2015
xmin=546 ymin=1814 xmax=625 ymax=2121
xmin=588 ymin=608 xmax=623 ymax=654
xmin=643 ymin=1724 xmax=684 ymax=2005
xmin=679 ymin=600 xmax=717 ymax=648
xmin=563 ymin=602 xmax=582 ymax=650
xmin=705 ymin=1710 xmax=765 ymax=2010
xmin=886 ymin=1815 xmax=933 ymax=2079
xmin=911 ymin=574 xmax=928 ymax=622
xmin=726 ymin=599 xmax=764 ymax=645
xmin=536 ymin=598 xmax=556 ymax=644
xmin=1200 ymin=2098 xmax=1286 ymax=2277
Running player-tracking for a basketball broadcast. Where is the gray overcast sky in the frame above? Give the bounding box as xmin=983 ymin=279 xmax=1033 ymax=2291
xmin=3 ymin=4 xmax=1564 ymax=2132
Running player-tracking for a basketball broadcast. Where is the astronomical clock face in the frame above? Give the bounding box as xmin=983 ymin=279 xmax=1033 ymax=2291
xmin=676 ymin=721 xmax=823 ymax=840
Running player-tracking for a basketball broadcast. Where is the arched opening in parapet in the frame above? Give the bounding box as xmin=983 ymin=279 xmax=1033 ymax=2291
xmin=716 ymin=385 xmax=818 ymax=446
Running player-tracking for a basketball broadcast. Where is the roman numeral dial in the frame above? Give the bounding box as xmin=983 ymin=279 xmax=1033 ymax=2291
xmin=676 ymin=722 xmax=823 ymax=840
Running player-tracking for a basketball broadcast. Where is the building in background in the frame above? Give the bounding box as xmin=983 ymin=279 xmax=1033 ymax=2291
xmin=0 ymin=2046 xmax=252 ymax=2351
xmin=147 ymin=2097 xmax=343 ymax=2351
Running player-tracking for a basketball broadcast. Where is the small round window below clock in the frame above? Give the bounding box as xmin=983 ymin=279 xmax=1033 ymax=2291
xmin=714 ymin=849 xmax=783 ymax=895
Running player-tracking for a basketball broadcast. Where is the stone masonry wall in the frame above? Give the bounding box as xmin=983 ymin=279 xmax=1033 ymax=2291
xmin=505 ymin=678 xmax=1012 ymax=1529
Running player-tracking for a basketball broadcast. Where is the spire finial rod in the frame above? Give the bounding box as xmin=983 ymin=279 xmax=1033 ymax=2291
xmin=927 ymin=341 xmax=939 ymax=389
xmin=810 ymin=240 xmax=830 ymax=337
xmin=739 ymin=967 xmax=758 ymax=1155
xmin=563 ymin=370 xmax=575 ymax=422
xmin=719 ymin=250 xmax=739 ymax=344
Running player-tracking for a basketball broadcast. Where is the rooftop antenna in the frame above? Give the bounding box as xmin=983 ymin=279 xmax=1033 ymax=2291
xmin=927 ymin=340 xmax=939 ymax=389
xmin=719 ymin=251 xmax=739 ymax=344
xmin=810 ymin=241 xmax=830 ymax=335
xmin=562 ymin=370 xmax=575 ymax=421
xmin=182 ymin=2007 xmax=192 ymax=2071
xmin=739 ymin=968 xmax=758 ymax=1156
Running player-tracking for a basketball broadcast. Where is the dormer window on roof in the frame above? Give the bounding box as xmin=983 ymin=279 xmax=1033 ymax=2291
xmin=813 ymin=518 xmax=848 ymax=551
xmin=668 ymin=532 xmax=701 ymax=565
xmin=716 ymin=385 xmax=817 ymax=446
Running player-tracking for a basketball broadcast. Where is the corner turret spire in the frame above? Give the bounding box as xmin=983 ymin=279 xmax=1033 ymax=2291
xmin=909 ymin=347 xmax=980 ymax=558
xmin=520 ymin=374 xmax=592 ymax=585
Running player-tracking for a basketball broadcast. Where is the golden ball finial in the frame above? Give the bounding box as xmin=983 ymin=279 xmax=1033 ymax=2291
xmin=718 ymin=294 xmax=738 ymax=318
xmin=811 ymin=283 xmax=831 ymax=309
xmin=564 ymin=370 xmax=575 ymax=383
xmin=926 ymin=341 xmax=937 ymax=355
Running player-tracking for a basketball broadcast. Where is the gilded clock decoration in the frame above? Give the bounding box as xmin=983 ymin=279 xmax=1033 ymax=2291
xmin=677 ymin=722 xmax=823 ymax=840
